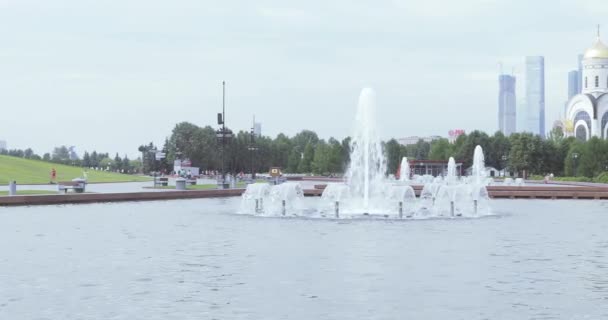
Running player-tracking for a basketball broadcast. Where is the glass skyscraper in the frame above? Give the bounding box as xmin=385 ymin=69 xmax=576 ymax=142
xmin=498 ymin=74 xmax=516 ymax=135
xmin=525 ymin=56 xmax=545 ymax=137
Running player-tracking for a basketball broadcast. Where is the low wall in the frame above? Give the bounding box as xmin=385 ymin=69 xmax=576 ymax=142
xmin=0 ymin=189 xmax=245 ymax=206
xmin=3 ymin=184 xmax=608 ymax=207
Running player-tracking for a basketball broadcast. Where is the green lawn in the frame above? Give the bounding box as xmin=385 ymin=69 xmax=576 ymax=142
xmin=0 ymin=155 xmax=151 ymax=185
xmin=0 ymin=190 xmax=57 ymax=196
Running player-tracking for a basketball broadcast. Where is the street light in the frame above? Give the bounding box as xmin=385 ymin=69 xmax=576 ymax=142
xmin=149 ymin=148 xmax=158 ymax=187
xmin=216 ymin=81 xmax=233 ymax=188
xmin=572 ymin=152 xmax=579 ymax=177
xmin=248 ymin=123 xmax=258 ymax=180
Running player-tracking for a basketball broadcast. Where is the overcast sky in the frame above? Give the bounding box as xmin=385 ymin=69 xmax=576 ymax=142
xmin=1 ymin=0 xmax=606 ymax=157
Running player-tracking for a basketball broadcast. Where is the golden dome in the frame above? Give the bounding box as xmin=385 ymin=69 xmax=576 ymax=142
xmin=584 ymin=38 xmax=608 ymax=59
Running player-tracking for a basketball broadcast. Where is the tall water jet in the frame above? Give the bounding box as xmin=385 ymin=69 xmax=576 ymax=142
xmin=472 ymin=145 xmax=486 ymax=184
xmin=446 ymin=157 xmax=457 ymax=184
xmin=399 ymin=157 xmax=410 ymax=182
xmin=344 ymin=88 xmax=386 ymax=211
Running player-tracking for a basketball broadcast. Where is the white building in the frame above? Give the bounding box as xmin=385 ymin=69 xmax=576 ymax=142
xmin=565 ymin=29 xmax=608 ymax=140
xmin=397 ymin=135 xmax=441 ymax=146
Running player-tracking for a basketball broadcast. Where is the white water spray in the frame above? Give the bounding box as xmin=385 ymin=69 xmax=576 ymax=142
xmin=399 ymin=157 xmax=410 ymax=182
xmin=344 ymin=88 xmax=386 ymax=212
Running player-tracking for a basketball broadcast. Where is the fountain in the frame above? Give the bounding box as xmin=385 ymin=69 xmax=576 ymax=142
xmin=240 ymin=88 xmax=491 ymax=219
xmin=241 ymin=182 xmax=303 ymax=216
xmin=398 ymin=157 xmax=410 ymax=182
xmin=471 ymin=145 xmax=486 ymax=185
xmin=446 ymin=157 xmax=457 ymax=184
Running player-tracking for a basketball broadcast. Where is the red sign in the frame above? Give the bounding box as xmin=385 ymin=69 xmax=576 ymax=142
xmin=448 ymin=129 xmax=465 ymax=137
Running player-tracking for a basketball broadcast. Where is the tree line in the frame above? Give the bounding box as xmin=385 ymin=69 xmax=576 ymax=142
xmin=1 ymin=146 xmax=141 ymax=173
xmin=4 ymin=123 xmax=606 ymax=179
xmin=143 ymin=122 xmax=607 ymax=179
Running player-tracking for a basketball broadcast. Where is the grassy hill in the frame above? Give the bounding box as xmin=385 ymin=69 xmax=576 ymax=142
xmin=0 ymin=155 xmax=150 ymax=185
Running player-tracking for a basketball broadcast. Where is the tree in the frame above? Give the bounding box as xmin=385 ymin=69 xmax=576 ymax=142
xmin=298 ymin=143 xmax=315 ymax=173
xmin=286 ymin=148 xmax=301 ymax=173
xmin=99 ymin=157 xmax=113 ymax=170
xmin=455 ymin=130 xmax=490 ymax=170
xmin=429 ymin=138 xmax=454 ymax=161
xmin=578 ymin=137 xmax=608 ymax=177
xmin=113 ymin=153 xmax=123 ymax=172
xmin=23 ymin=148 xmax=34 ymax=159
xmin=130 ymin=158 xmax=143 ymax=173
xmin=90 ymin=151 xmax=99 ymax=167
xmin=292 ymin=130 xmax=319 ymax=151
xmin=565 ymin=141 xmax=585 ymax=176
xmin=311 ymin=140 xmax=329 ymax=174
xmin=385 ymin=139 xmax=403 ymax=175
xmin=122 ymin=155 xmax=131 ymax=173
xmin=508 ymin=133 xmax=544 ymax=177
xmin=325 ymin=138 xmax=344 ymax=173
xmin=52 ymin=146 xmax=70 ymax=163
xmin=489 ymin=131 xmax=510 ymax=171
xmin=548 ymin=126 xmax=564 ymax=145
xmin=82 ymin=152 xmax=91 ymax=167
xmin=138 ymin=142 xmax=159 ymax=174
xmin=414 ymin=140 xmax=431 ymax=160
xmin=271 ymin=133 xmax=292 ymax=169
xmin=43 ymin=153 xmax=51 ymax=161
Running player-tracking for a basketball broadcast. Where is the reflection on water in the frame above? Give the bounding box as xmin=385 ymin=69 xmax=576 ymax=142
xmin=1 ymin=199 xmax=608 ymax=319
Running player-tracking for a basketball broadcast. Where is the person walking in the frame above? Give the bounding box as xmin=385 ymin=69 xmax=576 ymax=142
xmin=50 ymin=168 xmax=57 ymax=184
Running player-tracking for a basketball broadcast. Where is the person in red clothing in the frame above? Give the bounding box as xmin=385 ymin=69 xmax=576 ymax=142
xmin=51 ymin=168 xmax=57 ymax=183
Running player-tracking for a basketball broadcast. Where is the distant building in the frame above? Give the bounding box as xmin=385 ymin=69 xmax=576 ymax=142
xmin=525 ymin=56 xmax=546 ymax=137
xmin=578 ymin=54 xmax=584 ymax=94
xmin=516 ymin=98 xmax=527 ymax=133
xmin=397 ymin=136 xmax=441 ymax=146
xmin=565 ymin=28 xmax=608 ymax=140
xmin=68 ymin=146 xmax=79 ymax=160
xmin=498 ymin=74 xmax=516 ymax=135
xmin=568 ymin=70 xmax=580 ymax=99
xmin=0 ymin=140 xmax=6 ymax=151
xmin=253 ymin=122 xmax=262 ymax=137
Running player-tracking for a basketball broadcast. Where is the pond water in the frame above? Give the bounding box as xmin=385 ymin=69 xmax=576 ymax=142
xmin=1 ymin=199 xmax=607 ymax=319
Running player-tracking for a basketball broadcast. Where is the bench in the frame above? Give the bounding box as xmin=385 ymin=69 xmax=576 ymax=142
xmin=154 ymin=177 xmax=169 ymax=187
xmin=187 ymin=179 xmax=197 ymax=185
xmin=58 ymin=181 xmax=86 ymax=193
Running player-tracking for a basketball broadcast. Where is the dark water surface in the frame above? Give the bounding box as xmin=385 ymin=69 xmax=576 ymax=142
xmin=1 ymin=199 xmax=607 ymax=319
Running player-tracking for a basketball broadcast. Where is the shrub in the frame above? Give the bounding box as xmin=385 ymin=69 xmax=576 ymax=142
xmin=594 ymin=172 xmax=608 ymax=184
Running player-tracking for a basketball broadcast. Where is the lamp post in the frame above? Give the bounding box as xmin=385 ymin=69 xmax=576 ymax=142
xmin=572 ymin=152 xmax=579 ymax=177
xmin=216 ymin=81 xmax=233 ymax=188
xmin=248 ymin=123 xmax=258 ymax=180
xmin=149 ymin=148 xmax=158 ymax=187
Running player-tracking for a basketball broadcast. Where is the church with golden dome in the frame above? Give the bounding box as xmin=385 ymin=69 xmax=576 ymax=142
xmin=565 ymin=28 xmax=608 ymax=140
